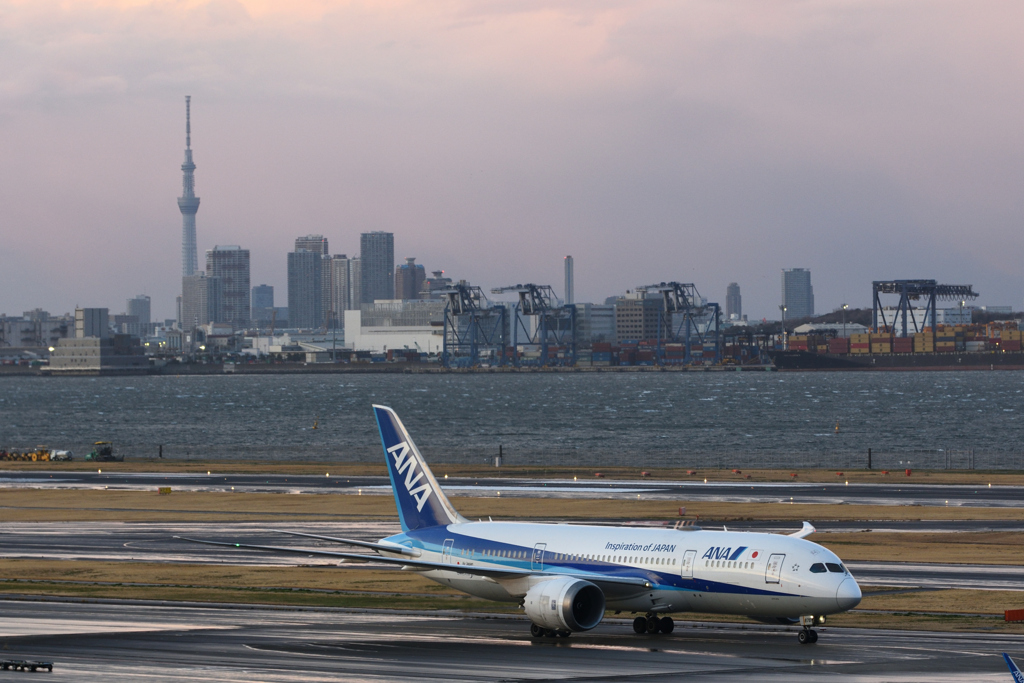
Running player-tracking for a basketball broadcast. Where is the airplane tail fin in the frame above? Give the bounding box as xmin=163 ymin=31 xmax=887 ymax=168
xmin=373 ymin=405 xmax=466 ymax=532
xmin=1005 ymin=653 xmax=1024 ymax=682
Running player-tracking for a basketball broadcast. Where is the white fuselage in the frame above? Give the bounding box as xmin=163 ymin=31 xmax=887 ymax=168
xmin=381 ymin=522 xmax=861 ymax=619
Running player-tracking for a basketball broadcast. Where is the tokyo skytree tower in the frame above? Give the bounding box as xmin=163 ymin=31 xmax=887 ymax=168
xmin=177 ymin=96 xmax=200 ymax=276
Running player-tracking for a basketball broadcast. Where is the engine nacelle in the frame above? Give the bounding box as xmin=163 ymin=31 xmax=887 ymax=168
xmin=523 ymin=578 xmax=605 ymax=632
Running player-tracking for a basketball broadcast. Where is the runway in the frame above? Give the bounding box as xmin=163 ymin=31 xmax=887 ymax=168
xmin=0 ymin=597 xmax=1017 ymax=681
xmin=2 ymin=470 xmax=1022 ymax=507
xmin=2 ymin=521 xmax=1021 ymax=591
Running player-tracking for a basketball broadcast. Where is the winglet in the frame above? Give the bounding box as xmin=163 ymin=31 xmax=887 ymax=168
xmin=1005 ymin=653 xmax=1024 ymax=682
xmin=373 ymin=405 xmax=466 ymax=531
xmin=789 ymin=521 xmax=816 ymax=539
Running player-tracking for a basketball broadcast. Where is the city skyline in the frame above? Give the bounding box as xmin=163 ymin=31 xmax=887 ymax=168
xmin=3 ymin=3 xmax=1024 ymax=320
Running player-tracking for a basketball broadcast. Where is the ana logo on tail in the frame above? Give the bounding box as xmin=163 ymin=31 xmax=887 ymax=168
xmin=388 ymin=441 xmax=433 ymax=512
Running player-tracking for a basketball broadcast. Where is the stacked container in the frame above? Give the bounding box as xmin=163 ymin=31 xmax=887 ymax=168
xmin=870 ymin=333 xmax=892 ymax=354
xmin=829 ymin=338 xmax=850 ymax=354
xmin=850 ymin=333 xmax=870 ymax=354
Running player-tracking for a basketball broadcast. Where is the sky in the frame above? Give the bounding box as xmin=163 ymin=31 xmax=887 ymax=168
xmin=2 ymin=0 xmax=1023 ymax=321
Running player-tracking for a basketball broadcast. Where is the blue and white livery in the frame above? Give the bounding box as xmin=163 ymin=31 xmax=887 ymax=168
xmin=185 ymin=405 xmax=862 ymax=642
xmin=1006 ymin=653 xmax=1024 ymax=682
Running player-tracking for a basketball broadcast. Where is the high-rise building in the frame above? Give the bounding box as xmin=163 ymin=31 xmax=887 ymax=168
xmin=360 ymin=231 xmax=394 ymax=303
xmin=615 ymin=297 xmax=661 ymax=342
xmin=726 ymin=283 xmax=741 ymax=320
xmin=251 ymin=285 xmax=274 ymax=323
xmin=127 ymin=296 xmax=151 ymax=328
xmin=419 ymin=270 xmax=452 ymax=299
xmin=782 ymin=268 xmax=814 ymax=319
xmin=329 ymin=255 xmax=352 ymax=317
xmin=287 ymin=249 xmax=323 ymax=329
xmin=206 ymin=246 xmax=250 ymax=328
xmin=178 ymin=96 xmax=200 ymax=277
xmin=395 ymin=257 xmax=426 ymax=301
xmin=181 ymin=273 xmax=222 ymax=329
xmin=348 ymin=257 xmax=362 ymax=310
xmin=320 ymin=255 xmax=336 ymax=326
xmin=564 ymin=256 xmax=574 ymax=305
xmin=295 ymin=234 xmax=328 ymax=255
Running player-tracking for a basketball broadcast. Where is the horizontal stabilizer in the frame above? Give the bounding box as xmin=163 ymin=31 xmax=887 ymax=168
xmin=272 ymin=530 xmax=421 ymax=557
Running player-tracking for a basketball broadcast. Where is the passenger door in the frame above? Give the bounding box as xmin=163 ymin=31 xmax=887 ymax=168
xmin=680 ymin=550 xmax=696 ymax=579
xmin=532 ymin=543 xmax=546 ymax=570
xmin=765 ymin=553 xmax=785 ymax=584
xmin=442 ymin=539 xmax=455 ymax=564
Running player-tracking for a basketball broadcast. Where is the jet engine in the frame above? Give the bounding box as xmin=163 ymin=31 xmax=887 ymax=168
xmin=523 ymin=577 xmax=605 ymax=632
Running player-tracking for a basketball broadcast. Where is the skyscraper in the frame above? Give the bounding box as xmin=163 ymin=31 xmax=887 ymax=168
xmin=395 ymin=257 xmax=426 ymax=301
xmin=329 ymin=255 xmax=352 ymax=316
xmin=251 ymin=285 xmax=274 ymax=322
xmin=360 ymin=232 xmax=394 ymax=303
xmin=348 ymin=257 xmax=362 ymax=310
xmin=181 ymin=273 xmax=222 ymax=330
xmin=177 ymin=96 xmax=200 ymax=277
xmin=127 ymin=296 xmax=151 ymax=328
xmin=295 ymin=234 xmax=328 ymax=255
xmin=564 ymin=256 xmax=574 ymax=305
xmin=782 ymin=268 xmax=814 ymax=319
xmin=206 ymin=246 xmax=250 ymax=328
xmin=287 ymin=248 xmax=323 ymax=329
xmin=726 ymin=283 xmax=741 ymax=320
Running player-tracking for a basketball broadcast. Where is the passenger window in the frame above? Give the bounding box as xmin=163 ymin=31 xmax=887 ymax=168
xmin=826 ymin=563 xmax=845 ymax=573
xmin=810 ymin=563 xmax=827 ymax=573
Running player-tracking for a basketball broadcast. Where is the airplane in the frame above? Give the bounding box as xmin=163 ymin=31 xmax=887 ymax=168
xmin=1006 ymin=653 xmax=1024 ymax=682
xmin=181 ymin=405 xmax=862 ymax=643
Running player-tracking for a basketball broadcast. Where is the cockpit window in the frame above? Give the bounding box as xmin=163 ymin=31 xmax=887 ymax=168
xmin=826 ymin=563 xmax=846 ymax=573
xmin=809 ymin=563 xmax=827 ymax=573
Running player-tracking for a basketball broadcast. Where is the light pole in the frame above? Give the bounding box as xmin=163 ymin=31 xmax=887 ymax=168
xmin=841 ymin=303 xmax=849 ymax=338
xmin=779 ymin=305 xmax=787 ymax=350
xmin=959 ymin=299 xmax=966 ymax=326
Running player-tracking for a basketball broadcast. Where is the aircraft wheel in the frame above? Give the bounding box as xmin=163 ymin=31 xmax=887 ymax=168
xmin=544 ymin=629 xmax=559 ymax=638
xmin=660 ymin=617 xmax=674 ymax=634
xmin=530 ymin=623 xmax=545 ymax=638
xmin=797 ymin=629 xmax=812 ymax=645
xmin=633 ymin=617 xmax=647 ymax=634
xmin=557 ymin=630 xmax=571 ymax=638
xmin=809 ymin=629 xmax=818 ymax=643
xmin=646 ymin=617 xmax=660 ymax=634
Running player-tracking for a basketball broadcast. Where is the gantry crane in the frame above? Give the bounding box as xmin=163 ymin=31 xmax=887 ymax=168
xmin=872 ymin=280 xmax=979 ymax=337
xmin=489 ymin=284 xmax=576 ymax=366
xmin=441 ymin=283 xmax=507 ymax=368
xmin=636 ymin=282 xmax=722 ymax=364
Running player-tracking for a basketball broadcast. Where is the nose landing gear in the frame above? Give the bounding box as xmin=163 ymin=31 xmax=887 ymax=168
xmin=798 ymin=628 xmax=818 ymax=644
xmin=798 ymin=615 xmax=822 ymax=644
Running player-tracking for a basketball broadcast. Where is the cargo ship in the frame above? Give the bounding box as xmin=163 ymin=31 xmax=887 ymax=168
xmin=771 ymin=323 xmax=1024 ymax=371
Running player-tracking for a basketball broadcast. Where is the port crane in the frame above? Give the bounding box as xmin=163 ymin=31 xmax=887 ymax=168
xmin=636 ymin=282 xmax=722 ymax=364
xmin=871 ymin=280 xmax=979 ymax=337
xmin=440 ymin=283 xmax=507 ymax=368
xmin=489 ymin=284 xmax=576 ymax=367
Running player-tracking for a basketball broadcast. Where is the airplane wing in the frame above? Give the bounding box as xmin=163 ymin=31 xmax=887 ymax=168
xmin=175 ymin=536 xmax=652 ymax=590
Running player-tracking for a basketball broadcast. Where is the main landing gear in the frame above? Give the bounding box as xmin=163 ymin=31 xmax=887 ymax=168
xmin=797 ymin=628 xmax=818 ymax=644
xmin=632 ymin=614 xmax=674 ymax=635
xmin=530 ymin=623 xmax=571 ymax=638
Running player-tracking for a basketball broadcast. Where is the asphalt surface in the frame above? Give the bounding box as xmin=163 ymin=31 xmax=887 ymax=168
xmin=2 ymin=470 xmax=1022 ymax=507
xmin=2 ymin=521 xmax=1021 ymax=591
xmin=0 ymin=598 xmax=1017 ymax=682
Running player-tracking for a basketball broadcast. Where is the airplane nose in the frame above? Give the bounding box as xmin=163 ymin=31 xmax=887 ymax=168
xmin=836 ymin=578 xmax=862 ymax=611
